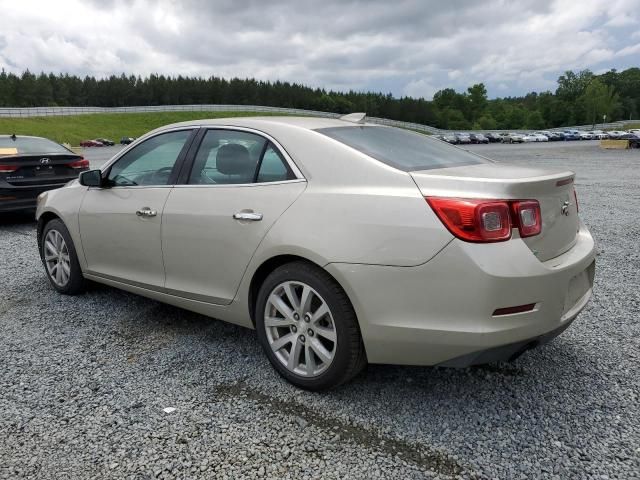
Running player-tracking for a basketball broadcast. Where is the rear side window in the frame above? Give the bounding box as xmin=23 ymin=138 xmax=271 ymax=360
xmin=257 ymin=144 xmax=294 ymax=183
xmin=0 ymin=136 xmax=69 ymax=155
xmin=316 ymin=126 xmax=488 ymax=171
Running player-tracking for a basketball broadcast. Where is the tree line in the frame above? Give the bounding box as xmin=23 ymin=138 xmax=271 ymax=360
xmin=0 ymin=67 xmax=638 ymax=130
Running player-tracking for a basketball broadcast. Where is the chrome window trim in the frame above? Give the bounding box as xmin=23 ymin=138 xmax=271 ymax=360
xmin=172 ymin=178 xmax=307 ymax=189
xmin=98 ymin=126 xmax=198 ymax=173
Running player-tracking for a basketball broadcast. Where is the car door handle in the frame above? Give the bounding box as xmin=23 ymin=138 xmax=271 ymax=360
xmin=233 ymin=212 xmax=263 ymax=221
xmin=136 ymin=207 xmax=157 ymax=217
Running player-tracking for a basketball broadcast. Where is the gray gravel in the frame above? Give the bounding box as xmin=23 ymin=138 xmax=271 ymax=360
xmin=1 ymin=140 xmax=639 ymax=479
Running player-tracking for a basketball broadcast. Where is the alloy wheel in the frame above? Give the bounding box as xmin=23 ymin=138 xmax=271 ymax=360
xmin=44 ymin=229 xmax=71 ymax=287
xmin=264 ymin=281 xmax=337 ymax=377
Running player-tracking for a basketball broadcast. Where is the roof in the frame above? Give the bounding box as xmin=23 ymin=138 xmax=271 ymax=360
xmin=152 ymin=115 xmax=381 ymax=133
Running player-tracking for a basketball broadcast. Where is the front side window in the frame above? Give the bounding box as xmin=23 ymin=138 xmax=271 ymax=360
xmin=188 ymin=130 xmax=294 ymax=185
xmin=316 ymin=126 xmax=489 ymax=171
xmin=107 ymin=130 xmax=192 ymax=186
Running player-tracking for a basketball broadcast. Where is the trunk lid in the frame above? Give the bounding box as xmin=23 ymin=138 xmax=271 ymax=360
xmin=410 ymin=163 xmax=579 ymax=261
xmin=0 ymin=153 xmax=84 ymax=187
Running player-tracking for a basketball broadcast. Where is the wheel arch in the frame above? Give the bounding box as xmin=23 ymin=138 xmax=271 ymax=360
xmin=37 ymin=211 xmax=62 ymax=252
xmin=247 ymin=254 xmax=354 ymax=328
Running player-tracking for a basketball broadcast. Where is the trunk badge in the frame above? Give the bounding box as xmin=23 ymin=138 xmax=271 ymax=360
xmin=561 ymin=201 xmax=571 ymax=216
xmin=40 ymin=158 xmax=50 ymax=164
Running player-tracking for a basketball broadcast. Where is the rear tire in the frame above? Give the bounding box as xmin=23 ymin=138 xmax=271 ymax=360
xmin=255 ymin=261 xmax=366 ymax=390
xmin=40 ymin=219 xmax=86 ymax=295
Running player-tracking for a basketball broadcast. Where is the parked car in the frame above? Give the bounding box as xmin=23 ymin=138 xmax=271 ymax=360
xmin=542 ymin=131 xmax=561 ymax=141
xmin=95 ymin=138 xmax=115 ymax=146
xmin=454 ymin=132 xmax=472 ymax=144
xmin=578 ymin=131 xmax=594 ymax=140
xmin=588 ymin=130 xmax=608 ymax=140
xmin=80 ymin=139 xmax=104 ymax=147
xmin=523 ymin=133 xmax=548 ymax=142
xmin=563 ymin=130 xmax=581 ymax=141
xmin=469 ymin=133 xmax=489 ymax=144
xmin=36 ymin=116 xmax=595 ymax=390
xmin=532 ymin=132 xmax=550 ymax=142
xmin=442 ymin=134 xmax=458 ymax=144
xmin=120 ymin=137 xmax=135 ymax=145
xmin=607 ymin=131 xmax=627 ymax=139
xmin=501 ymin=132 xmax=525 ymax=143
xmin=619 ymin=133 xmax=640 ymax=148
xmin=485 ymin=133 xmax=502 ymax=143
xmin=0 ymin=134 xmax=89 ymax=212
xmin=552 ymin=131 xmax=566 ymax=141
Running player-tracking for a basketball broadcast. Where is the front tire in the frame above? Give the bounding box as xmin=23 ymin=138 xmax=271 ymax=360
xmin=40 ymin=219 xmax=85 ymax=295
xmin=255 ymin=262 xmax=366 ymax=390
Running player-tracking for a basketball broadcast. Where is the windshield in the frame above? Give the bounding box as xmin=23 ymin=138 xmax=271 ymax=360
xmin=315 ymin=126 xmax=488 ymax=171
xmin=0 ymin=136 xmax=69 ymax=155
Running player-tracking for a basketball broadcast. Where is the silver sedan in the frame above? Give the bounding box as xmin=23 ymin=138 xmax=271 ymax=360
xmin=36 ymin=115 xmax=596 ymax=390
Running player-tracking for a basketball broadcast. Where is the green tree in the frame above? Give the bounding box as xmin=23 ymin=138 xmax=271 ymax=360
xmin=525 ymin=110 xmax=545 ymax=129
xmin=476 ymin=114 xmax=497 ymax=130
xmin=467 ymin=83 xmax=488 ymax=122
xmin=556 ymin=69 xmax=594 ymax=102
xmin=579 ymin=79 xmax=620 ymax=125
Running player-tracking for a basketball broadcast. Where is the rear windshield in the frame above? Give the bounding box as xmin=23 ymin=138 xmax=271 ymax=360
xmin=316 ymin=126 xmax=488 ymax=171
xmin=0 ymin=136 xmax=69 ymax=155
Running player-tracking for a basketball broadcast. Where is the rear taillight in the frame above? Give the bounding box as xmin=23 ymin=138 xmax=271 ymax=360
xmin=0 ymin=164 xmax=19 ymax=173
xmin=511 ymin=200 xmax=542 ymax=237
xmin=426 ymin=198 xmax=512 ymax=242
xmin=573 ymin=188 xmax=579 ymax=213
xmin=68 ymin=158 xmax=89 ymax=169
xmin=426 ymin=197 xmax=542 ymax=243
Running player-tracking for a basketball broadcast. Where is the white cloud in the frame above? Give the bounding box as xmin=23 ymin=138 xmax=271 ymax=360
xmin=0 ymin=0 xmax=637 ymax=98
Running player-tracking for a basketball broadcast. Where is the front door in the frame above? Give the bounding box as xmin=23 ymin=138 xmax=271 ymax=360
xmin=79 ymin=129 xmax=195 ymax=288
xmin=161 ymin=128 xmax=306 ymax=304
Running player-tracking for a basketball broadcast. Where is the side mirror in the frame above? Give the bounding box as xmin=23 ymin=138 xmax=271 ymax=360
xmin=79 ymin=169 xmax=103 ymax=187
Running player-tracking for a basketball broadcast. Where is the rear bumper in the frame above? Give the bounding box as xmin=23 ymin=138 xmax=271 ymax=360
xmin=0 ymin=183 xmax=67 ymax=212
xmin=326 ymin=221 xmax=596 ymax=366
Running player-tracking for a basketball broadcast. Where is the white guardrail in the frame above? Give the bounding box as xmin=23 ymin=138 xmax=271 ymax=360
xmin=0 ymin=104 xmax=637 ymax=134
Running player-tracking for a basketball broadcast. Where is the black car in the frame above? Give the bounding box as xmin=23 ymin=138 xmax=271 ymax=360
xmin=96 ymin=138 xmax=115 ymax=146
xmin=120 ymin=137 xmax=135 ymax=145
xmin=620 ymin=133 xmax=640 ymax=148
xmin=469 ymin=133 xmax=489 ymax=144
xmin=485 ymin=133 xmax=502 ymax=143
xmin=0 ymin=135 xmax=89 ymax=212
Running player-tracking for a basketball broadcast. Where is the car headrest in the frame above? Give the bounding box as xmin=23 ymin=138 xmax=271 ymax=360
xmin=216 ymin=143 xmax=253 ymax=175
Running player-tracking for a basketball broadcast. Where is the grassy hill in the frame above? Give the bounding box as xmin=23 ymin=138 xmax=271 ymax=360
xmin=0 ymin=111 xmax=289 ymax=146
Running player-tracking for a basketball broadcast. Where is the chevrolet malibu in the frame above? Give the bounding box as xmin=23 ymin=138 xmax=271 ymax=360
xmin=36 ymin=115 xmax=596 ymax=390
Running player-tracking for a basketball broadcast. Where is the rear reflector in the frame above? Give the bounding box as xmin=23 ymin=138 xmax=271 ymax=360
xmin=426 ymin=197 xmax=542 ymax=243
xmin=493 ymin=303 xmax=537 ymax=316
xmin=68 ymin=158 xmax=89 ymax=169
xmin=0 ymin=164 xmax=19 ymax=173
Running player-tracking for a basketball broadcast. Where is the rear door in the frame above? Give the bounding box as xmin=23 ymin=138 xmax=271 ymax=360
xmin=79 ymin=129 xmax=195 ymax=288
xmin=161 ymin=128 xmax=306 ymax=304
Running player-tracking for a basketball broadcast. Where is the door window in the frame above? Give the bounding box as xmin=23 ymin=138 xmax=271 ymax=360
xmin=107 ymin=130 xmax=192 ymax=186
xmin=188 ymin=130 xmax=294 ymax=184
xmin=256 ymin=144 xmax=294 ymax=183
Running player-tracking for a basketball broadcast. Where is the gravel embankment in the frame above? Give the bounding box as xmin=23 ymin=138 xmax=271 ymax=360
xmin=1 ymin=141 xmax=638 ymax=479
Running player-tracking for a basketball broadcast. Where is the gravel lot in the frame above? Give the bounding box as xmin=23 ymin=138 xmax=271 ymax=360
xmin=1 ymin=141 xmax=639 ymax=479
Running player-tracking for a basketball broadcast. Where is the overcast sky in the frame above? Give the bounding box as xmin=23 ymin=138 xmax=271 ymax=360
xmin=0 ymin=0 xmax=638 ymax=99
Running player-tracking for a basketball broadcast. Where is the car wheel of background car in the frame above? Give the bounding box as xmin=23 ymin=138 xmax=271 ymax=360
xmin=40 ymin=219 xmax=85 ymax=295
xmin=255 ymin=261 xmax=367 ymax=390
